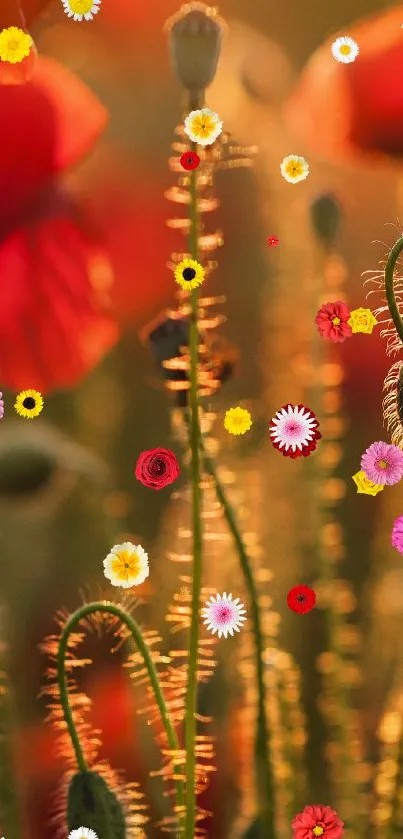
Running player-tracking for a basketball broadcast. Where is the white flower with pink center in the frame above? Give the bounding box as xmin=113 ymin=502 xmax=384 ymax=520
xmin=202 ymin=592 xmax=246 ymax=639
xmin=269 ymin=403 xmax=321 ymax=459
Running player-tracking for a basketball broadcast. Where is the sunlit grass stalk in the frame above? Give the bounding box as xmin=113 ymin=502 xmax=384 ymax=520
xmin=57 ymin=601 xmax=185 ymax=837
xmin=183 ymin=92 xmax=204 ymax=839
xmin=199 ymin=435 xmax=275 ymax=837
xmin=308 ymin=242 xmax=361 ymax=832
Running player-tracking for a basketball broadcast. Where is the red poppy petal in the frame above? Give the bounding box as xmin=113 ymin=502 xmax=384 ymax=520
xmin=31 ymin=56 xmax=108 ymax=173
xmin=285 ymin=6 xmax=403 ymax=163
xmin=79 ymin=161 xmax=177 ymax=326
xmin=0 ymin=203 xmax=118 ymax=393
xmin=0 ymin=57 xmax=107 ymax=226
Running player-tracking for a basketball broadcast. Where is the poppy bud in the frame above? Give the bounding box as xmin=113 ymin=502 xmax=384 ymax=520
xmin=67 ymin=771 xmax=126 ymax=839
xmin=310 ymin=193 xmax=342 ymax=249
xmin=166 ymin=2 xmax=225 ymax=99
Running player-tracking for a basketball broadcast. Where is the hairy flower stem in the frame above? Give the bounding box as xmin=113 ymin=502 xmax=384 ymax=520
xmin=385 ymin=234 xmax=403 ymax=344
xmin=199 ymin=438 xmax=275 ymax=838
xmin=57 ymin=602 xmax=185 ymax=837
xmin=184 ymin=92 xmax=204 ymax=839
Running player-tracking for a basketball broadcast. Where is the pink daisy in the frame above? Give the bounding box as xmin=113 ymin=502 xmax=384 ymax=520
xmin=292 ymin=804 xmax=344 ymax=839
xmin=201 ymin=592 xmax=247 ymax=639
xmin=361 ymin=441 xmax=403 ymax=486
xmin=0 ymin=392 xmax=3 ymax=419
xmin=391 ymin=516 xmax=403 ymax=555
xmin=269 ymin=404 xmax=321 ymax=459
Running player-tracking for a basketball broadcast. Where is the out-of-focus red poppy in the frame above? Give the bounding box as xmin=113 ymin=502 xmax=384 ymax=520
xmin=0 ymin=55 xmax=119 ymax=392
xmin=79 ymin=161 xmax=177 ymax=327
xmin=285 ymin=5 xmax=403 ymax=165
xmin=0 ymin=0 xmax=53 ymax=29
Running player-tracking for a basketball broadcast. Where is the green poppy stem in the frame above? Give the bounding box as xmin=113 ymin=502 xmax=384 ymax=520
xmin=57 ymin=601 xmax=185 ymax=836
xmin=199 ymin=436 xmax=276 ymax=838
xmin=183 ymin=108 xmax=204 ymax=839
xmin=385 ymin=234 xmax=403 ymax=345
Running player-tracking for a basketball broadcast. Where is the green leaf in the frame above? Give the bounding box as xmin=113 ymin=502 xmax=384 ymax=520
xmin=67 ymin=771 xmax=126 ymax=839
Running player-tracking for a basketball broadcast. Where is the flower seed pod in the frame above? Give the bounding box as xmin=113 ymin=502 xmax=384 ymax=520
xmin=67 ymin=771 xmax=126 ymax=839
xmin=166 ymin=2 xmax=225 ymax=98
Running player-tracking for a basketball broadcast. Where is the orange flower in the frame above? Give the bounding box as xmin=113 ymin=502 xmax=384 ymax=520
xmin=285 ymin=5 xmax=403 ymax=164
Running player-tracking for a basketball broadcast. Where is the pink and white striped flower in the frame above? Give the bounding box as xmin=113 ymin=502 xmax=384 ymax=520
xmin=269 ymin=403 xmax=321 ymax=458
xmin=202 ymin=592 xmax=246 ymax=639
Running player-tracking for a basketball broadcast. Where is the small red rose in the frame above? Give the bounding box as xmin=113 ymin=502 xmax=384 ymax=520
xmin=287 ymin=584 xmax=316 ymax=614
xmin=267 ymin=235 xmax=279 ymax=247
xmin=135 ymin=448 xmax=180 ymax=490
xmin=180 ymin=151 xmax=200 ymax=171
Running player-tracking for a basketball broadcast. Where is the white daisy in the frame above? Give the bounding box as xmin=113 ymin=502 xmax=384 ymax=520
xmin=183 ymin=108 xmax=223 ymax=147
xmin=103 ymin=542 xmax=149 ymax=589
xmin=202 ymin=592 xmax=247 ymax=639
xmin=61 ymin=0 xmax=101 ymax=22
xmin=68 ymin=829 xmax=99 ymax=839
xmin=280 ymin=154 xmax=309 ymax=184
xmin=269 ymin=403 xmax=321 ymax=459
xmin=331 ymin=36 xmax=359 ymax=64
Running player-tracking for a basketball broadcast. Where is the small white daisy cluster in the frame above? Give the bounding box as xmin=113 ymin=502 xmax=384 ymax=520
xmin=331 ymin=36 xmax=359 ymax=64
xmin=202 ymin=592 xmax=247 ymax=639
xmin=62 ymin=0 xmax=101 ymax=22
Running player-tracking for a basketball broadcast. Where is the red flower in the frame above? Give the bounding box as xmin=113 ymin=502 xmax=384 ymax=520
xmin=267 ymin=235 xmax=279 ymax=247
xmin=292 ymin=805 xmax=344 ymax=839
xmin=0 ymin=56 xmax=119 ymax=392
xmin=314 ymin=301 xmax=352 ymax=343
xmin=135 ymin=447 xmax=180 ymax=489
xmin=285 ymin=6 xmax=403 ymax=164
xmin=287 ymin=585 xmax=316 ymax=614
xmin=180 ymin=151 xmax=200 ymax=171
xmin=78 ymin=161 xmax=177 ymax=328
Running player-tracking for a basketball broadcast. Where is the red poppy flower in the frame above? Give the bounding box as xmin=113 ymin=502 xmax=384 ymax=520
xmin=314 ymin=301 xmax=352 ymax=343
xmin=78 ymin=160 xmax=178 ymax=327
xmin=267 ymin=235 xmax=279 ymax=247
xmin=180 ymin=150 xmax=200 ymax=171
xmin=135 ymin=447 xmax=180 ymax=489
xmin=0 ymin=55 xmax=119 ymax=392
xmin=287 ymin=585 xmax=316 ymax=614
xmin=292 ymin=804 xmax=344 ymax=839
xmin=285 ymin=6 xmax=403 ymax=164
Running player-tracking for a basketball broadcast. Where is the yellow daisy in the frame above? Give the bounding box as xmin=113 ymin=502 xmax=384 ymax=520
xmin=280 ymin=154 xmax=310 ymax=184
xmin=62 ymin=0 xmax=102 ymax=21
xmin=183 ymin=108 xmax=223 ymax=146
xmin=352 ymin=470 xmax=384 ymax=496
xmin=0 ymin=27 xmax=32 ymax=64
xmin=14 ymin=389 xmax=44 ymax=419
xmin=224 ymin=406 xmax=252 ymax=436
xmin=103 ymin=542 xmax=149 ymax=589
xmin=174 ymin=258 xmax=205 ymax=290
xmin=348 ymin=307 xmax=378 ymax=334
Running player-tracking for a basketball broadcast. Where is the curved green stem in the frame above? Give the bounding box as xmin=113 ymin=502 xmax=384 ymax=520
xmin=184 ymin=108 xmax=204 ymax=839
xmin=385 ymin=235 xmax=403 ymax=345
xmin=199 ymin=439 xmax=275 ymax=838
xmin=57 ymin=601 xmax=185 ymax=835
